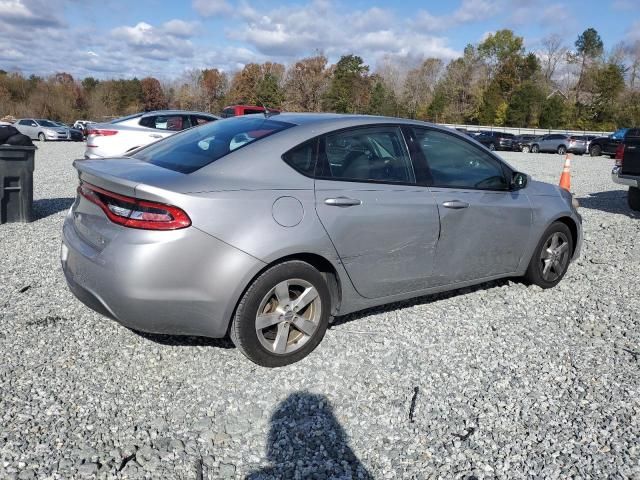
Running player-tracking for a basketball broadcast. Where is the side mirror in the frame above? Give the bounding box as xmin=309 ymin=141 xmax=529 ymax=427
xmin=511 ymin=172 xmax=527 ymax=190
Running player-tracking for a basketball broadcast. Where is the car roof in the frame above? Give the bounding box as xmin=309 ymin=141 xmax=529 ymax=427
xmin=260 ymin=112 xmax=441 ymax=128
xmin=142 ymin=110 xmax=219 ymax=116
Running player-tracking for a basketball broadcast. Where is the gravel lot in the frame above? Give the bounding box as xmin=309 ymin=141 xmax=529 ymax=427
xmin=1 ymin=142 xmax=639 ymax=479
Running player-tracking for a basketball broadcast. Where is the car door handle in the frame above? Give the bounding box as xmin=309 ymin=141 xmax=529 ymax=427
xmin=442 ymin=200 xmax=470 ymax=209
xmin=324 ymin=197 xmax=362 ymax=207
xmin=149 ymin=133 xmax=163 ymax=138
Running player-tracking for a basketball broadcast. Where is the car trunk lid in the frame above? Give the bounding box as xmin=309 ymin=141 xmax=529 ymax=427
xmin=70 ymin=158 xmax=192 ymax=251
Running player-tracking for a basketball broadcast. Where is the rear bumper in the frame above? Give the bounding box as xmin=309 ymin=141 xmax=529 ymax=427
xmin=612 ymin=166 xmax=640 ymax=187
xmin=61 ymin=213 xmax=265 ymax=338
xmin=568 ymin=147 xmax=586 ymax=154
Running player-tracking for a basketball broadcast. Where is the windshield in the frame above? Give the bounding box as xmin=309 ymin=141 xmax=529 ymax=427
xmin=38 ymin=120 xmax=58 ymax=127
xmin=611 ymin=128 xmax=628 ymax=139
xmin=109 ymin=113 xmax=144 ymax=124
xmin=133 ymin=116 xmax=295 ymax=174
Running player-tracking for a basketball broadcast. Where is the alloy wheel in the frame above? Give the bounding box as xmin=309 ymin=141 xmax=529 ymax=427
xmin=255 ymin=278 xmax=322 ymax=355
xmin=539 ymin=231 xmax=570 ymax=282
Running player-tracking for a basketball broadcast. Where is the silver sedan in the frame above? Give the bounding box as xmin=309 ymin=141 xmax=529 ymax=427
xmin=62 ymin=114 xmax=582 ymax=367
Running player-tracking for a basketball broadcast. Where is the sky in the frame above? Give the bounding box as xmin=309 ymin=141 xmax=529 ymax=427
xmin=0 ymin=0 xmax=638 ymax=80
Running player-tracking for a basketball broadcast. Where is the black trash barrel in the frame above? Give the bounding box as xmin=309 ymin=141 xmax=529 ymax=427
xmin=0 ymin=145 xmax=36 ymax=223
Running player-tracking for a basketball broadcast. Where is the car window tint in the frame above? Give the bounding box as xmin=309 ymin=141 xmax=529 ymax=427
xmin=222 ymin=108 xmax=235 ymax=118
xmin=192 ymin=115 xmax=214 ymax=126
xmin=244 ymin=109 xmax=264 ymax=115
xmin=282 ymin=140 xmax=317 ymax=176
xmin=321 ymin=127 xmax=415 ymax=184
xmin=133 ymin=117 xmax=294 ymax=174
xmin=413 ymin=129 xmax=508 ymax=190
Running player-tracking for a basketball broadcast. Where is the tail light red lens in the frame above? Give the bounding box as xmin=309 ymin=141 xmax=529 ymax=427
xmin=78 ymin=182 xmax=191 ymax=230
xmin=87 ymin=129 xmax=118 ymax=136
xmin=615 ymin=144 xmax=625 ymax=167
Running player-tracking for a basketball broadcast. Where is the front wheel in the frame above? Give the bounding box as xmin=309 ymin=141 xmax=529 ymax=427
xmin=531 ymin=144 xmax=539 ymax=153
xmin=230 ymin=261 xmax=331 ymax=367
xmin=524 ymin=222 xmax=573 ymax=289
xmin=629 ymin=186 xmax=640 ymax=211
xmin=488 ymin=143 xmax=496 ymax=151
xmin=521 ymin=145 xmax=530 ymax=153
xmin=590 ymin=145 xmax=601 ymax=157
xmin=38 ymin=133 xmax=46 ymax=142
xmin=557 ymin=145 xmax=567 ymax=155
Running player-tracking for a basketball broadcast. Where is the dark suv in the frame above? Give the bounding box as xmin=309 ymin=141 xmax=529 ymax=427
xmin=512 ymin=134 xmax=539 ymax=153
xmin=475 ymin=131 xmax=514 ymax=151
xmin=589 ymin=128 xmax=628 ymax=157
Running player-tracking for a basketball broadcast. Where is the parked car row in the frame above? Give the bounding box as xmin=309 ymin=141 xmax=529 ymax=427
xmin=13 ymin=118 xmax=84 ymax=142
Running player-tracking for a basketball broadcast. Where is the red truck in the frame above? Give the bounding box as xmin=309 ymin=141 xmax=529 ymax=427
xmin=221 ymin=105 xmax=280 ymax=118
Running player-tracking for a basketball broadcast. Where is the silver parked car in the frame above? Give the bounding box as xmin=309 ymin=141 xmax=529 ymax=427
xmin=14 ymin=118 xmax=70 ymax=141
xmin=62 ymin=114 xmax=582 ymax=367
xmin=85 ymin=110 xmax=219 ymax=159
xmin=531 ymin=134 xmax=587 ymax=155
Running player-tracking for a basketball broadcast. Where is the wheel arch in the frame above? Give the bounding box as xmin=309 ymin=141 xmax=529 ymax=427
xmin=226 ymin=252 xmax=343 ymax=335
xmin=551 ymin=215 xmax=579 ymax=257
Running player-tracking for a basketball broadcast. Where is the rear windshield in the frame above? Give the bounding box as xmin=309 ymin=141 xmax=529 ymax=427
xmin=132 ymin=116 xmax=295 ymax=174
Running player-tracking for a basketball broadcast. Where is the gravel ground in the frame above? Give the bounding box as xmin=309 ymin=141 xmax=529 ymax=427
xmin=1 ymin=142 xmax=639 ymax=479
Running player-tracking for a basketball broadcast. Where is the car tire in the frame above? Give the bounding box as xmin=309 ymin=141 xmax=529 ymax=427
xmin=38 ymin=133 xmax=46 ymax=142
xmin=521 ymin=145 xmax=530 ymax=153
xmin=629 ymin=186 xmax=640 ymax=211
xmin=590 ymin=145 xmax=601 ymax=157
xmin=488 ymin=143 xmax=496 ymax=151
xmin=230 ymin=260 xmax=331 ymax=367
xmin=531 ymin=144 xmax=539 ymax=153
xmin=557 ymin=145 xmax=567 ymax=155
xmin=524 ymin=222 xmax=573 ymax=289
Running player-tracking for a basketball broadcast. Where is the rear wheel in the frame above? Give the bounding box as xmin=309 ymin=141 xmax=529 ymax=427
xmin=590 ymin=145 xmax=601 ymax=157
xmin=524 ymin=222 xmax=573 ymax=289
xmin=531 ymin=144 xmax=539 ymax=153
xmin=38 ymin=133 xmax=46 ymax=142
xmin=557 ymin=145 xmax=567 ymax=155
xmin=488 ymin=143 xmax=496 ymax=151
xmin=629 ymin=187 xmax=640 ymax=211
xmin=230 ymin=261 xmax=331 ymax=367
xmin=521 ymin=145 xmax=530 ymax=153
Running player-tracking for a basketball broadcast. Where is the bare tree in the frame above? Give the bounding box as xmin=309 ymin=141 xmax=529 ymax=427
xmin=540 ymin=34 xmax=568 ymax=82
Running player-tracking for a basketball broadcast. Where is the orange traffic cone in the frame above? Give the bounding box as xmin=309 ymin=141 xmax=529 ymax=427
xmin=559 ymin=154 xmax=571 ymax=191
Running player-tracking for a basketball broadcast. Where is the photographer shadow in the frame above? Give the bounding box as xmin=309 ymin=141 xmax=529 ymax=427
xmin=247 ymin=391 xmax=372 ymax=480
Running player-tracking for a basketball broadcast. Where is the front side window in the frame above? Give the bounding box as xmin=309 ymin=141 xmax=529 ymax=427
xmin=192 ymin=115 xmax=214 ymax=126
xmin=19 ymin=120 xmax=31 ymax=125
xmin=413 ymin=128 xmax=509 ymax=190
xmin=133 ymin=116 xmax=294 ymax=174
xmin=140 ymin=115 xmax=187 ymax=131
xmin=319 ymin=126 xmax=415 ymax=184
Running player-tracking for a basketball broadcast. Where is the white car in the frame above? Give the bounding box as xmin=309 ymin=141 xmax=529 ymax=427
xmin=84 ymin=110 xmax=219 ymax=159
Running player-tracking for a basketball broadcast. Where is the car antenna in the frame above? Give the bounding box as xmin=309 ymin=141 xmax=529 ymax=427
xmin=261 ymin=103 xmax=277 ymax=118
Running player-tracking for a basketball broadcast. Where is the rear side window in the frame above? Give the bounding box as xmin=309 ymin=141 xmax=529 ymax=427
xmin=319 ymin=126 xmax=415 ymax=184
xmin=222 ymin=108 xmax=235 ymax=118
xmin=282 ymin=140 xmax=317 ymax=176
xmin=243 ymin=108 xmax=265 ymax=115
xmin=133 ymin=117 xmax=294 ymax=174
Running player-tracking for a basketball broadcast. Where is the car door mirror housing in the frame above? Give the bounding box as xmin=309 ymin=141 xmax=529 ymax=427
xmin=511 ymin=172 xmax=528 ymax=190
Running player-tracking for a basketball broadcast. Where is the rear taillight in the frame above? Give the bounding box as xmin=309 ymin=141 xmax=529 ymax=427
xmin=87 ymin=129 xmax=118 ymax=136
xmin=615 ymin=144 xmax=625 ymax=167
xmin=78 ymin=182 xmax=191 ymax=230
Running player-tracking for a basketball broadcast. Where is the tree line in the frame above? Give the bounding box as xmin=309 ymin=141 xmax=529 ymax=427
xmin=1 ymin=27 xmax=639 ymax=130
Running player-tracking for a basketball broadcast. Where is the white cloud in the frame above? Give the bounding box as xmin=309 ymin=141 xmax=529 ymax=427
xmin=111 ymin=21 xmax=195 ymax=60
xmin=192 ymin=0 xmax=231 ymax=17
xmin=230 ymin=1 xmax=460 ymax=63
